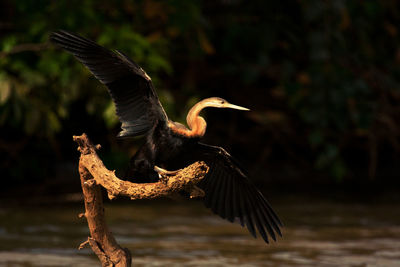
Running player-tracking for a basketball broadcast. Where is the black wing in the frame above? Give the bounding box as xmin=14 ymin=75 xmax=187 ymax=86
xmin=50 ymin=30 xmax=168 ymax=137
xmin=195 ymin=143 xmax=282 ymax=244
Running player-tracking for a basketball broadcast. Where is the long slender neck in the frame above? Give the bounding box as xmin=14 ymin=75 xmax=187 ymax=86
xmin=186 ymin=100 xmax=208 ymax=137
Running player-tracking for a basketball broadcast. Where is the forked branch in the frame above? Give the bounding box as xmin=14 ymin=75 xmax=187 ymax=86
xmin=73 ymin=133 xmax=209 ymax=267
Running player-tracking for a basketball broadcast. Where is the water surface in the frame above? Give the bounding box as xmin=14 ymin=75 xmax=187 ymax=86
xmin=0 ymin=196 xmax=399 ymax=266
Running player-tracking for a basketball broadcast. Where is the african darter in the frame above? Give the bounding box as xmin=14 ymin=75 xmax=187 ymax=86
xmin=50 ymin=30 xmax=282 ymax=244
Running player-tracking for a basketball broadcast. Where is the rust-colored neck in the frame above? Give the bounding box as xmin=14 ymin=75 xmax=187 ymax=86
xmin=186 ymin=100 xmax=207 ymax=137
xmin=168 ymin=99 xmax=209 ymax=138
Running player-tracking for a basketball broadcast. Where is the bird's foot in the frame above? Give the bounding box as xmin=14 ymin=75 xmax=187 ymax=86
xmin=154 ymin=166 xmax=182 ymax=177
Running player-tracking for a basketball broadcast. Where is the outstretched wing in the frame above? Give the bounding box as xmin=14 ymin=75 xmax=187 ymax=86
xmin=195 ymin=143 xmax=282 ymax=244
xmin=50 ymin=30 xmax=168 ymax=137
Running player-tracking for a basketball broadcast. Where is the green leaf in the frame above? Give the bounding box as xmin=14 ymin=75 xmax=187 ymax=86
xmin=46 ymin=111 xmax=61 ymax=134
xmin=1 ymin=36 xmax=17 ymax=52
xmin=0 ymin=78 xmax=11 ymax=104
xmin=103 ymin=100 xmax=118 ymax=128
xmin=331 ymin=160 xmax=347 ymax=182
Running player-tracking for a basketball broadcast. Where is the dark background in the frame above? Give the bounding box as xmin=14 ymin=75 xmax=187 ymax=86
xmin=1 ymin=0 xmax=400 ymax=200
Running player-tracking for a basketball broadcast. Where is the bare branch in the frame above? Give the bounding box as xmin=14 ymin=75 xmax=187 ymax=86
xmin=78 ymin=238 xmax=90 ymax=250
xmin=73 ymin=133 xmax=209 ymax=200
xmin=73 ymin=133 xmax=209 ymax=266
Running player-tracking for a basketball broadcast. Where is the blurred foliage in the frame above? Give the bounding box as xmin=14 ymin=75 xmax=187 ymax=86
xmin=1 ymin=0 xmax=400 ymax=186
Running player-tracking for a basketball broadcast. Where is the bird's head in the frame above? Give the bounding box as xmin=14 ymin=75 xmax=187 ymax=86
xmin=203 ymin=97 xmax=250 ymax=111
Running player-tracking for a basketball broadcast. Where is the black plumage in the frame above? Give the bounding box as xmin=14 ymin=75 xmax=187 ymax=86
xmin=50 ymin=30 xmax=166 ymax=137
xmin=50 ymin=30 xmax=282 ymax=244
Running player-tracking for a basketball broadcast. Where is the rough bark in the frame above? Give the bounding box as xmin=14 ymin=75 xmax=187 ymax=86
xmin=73 ymin=133 xmax=209 ymax=267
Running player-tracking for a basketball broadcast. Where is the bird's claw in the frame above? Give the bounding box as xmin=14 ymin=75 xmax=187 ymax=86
xmin=154 ymin=166 xmax=181 ymax=176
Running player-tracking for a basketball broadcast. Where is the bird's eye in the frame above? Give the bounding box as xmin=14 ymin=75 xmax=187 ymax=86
xmin=220 ymin=100 xmax=225 ymax=104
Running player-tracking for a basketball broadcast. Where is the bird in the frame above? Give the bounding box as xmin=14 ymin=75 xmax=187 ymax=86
xmin=50 ymin=30 xmax=282 ymax=244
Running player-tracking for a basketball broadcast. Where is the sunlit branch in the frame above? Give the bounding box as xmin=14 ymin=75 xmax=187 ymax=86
xmin=73 ymin=133 xmax=209 ymax=266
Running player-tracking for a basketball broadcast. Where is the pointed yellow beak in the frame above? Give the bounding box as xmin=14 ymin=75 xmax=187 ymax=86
xmin=225 ymin=103 xmax=250 ymax=111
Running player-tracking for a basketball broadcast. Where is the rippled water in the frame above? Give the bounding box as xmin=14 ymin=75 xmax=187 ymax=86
xmin=0 ymin=196 xmax=399 ymax=266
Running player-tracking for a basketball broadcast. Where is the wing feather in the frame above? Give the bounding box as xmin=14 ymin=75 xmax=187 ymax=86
xmin=202 ymin=166 xmax=218 ymax=208
xmin=230 ymin=176 xmax=245 ymax=226
xmin=241 ymin=186 xmax=257 ymax=238
xmin=50 ymin=30 xmax=167 ymax=137
xmin=244 ymin=185 xmax=270 ymax=243
xmin=223 ymin=171 xmax=234 ymax=222
xmin=256 ymin=192 xmax=282 ymax=236
xmin=196 ymin=143 xmax=282 ymax=244
xmin=209 ymin=166 xmax=225 ymax=215
xmin=216 ymin=169 xmax=229 ymax=219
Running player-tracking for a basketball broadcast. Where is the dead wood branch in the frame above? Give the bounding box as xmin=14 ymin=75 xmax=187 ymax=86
xmin=73 ymin=133 xmax=209 ymax=267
